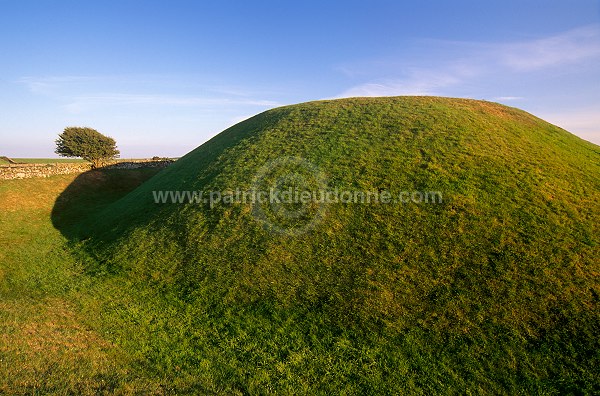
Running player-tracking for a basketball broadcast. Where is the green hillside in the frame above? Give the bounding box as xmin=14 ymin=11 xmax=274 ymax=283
xmin=65 ymin=96 xmax=598 ymax=393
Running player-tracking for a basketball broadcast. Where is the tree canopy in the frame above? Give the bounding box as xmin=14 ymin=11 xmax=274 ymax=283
xmin=55 ymin=127 xmax=119 ymax=168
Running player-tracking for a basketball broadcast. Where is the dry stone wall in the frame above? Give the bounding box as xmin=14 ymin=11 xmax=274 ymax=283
xmin=0 ymin=160 xmax=174 ymax=180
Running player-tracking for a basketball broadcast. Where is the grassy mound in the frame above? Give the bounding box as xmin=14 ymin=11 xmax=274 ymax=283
xmin=72 ymin=97 xmax=598 ymax=393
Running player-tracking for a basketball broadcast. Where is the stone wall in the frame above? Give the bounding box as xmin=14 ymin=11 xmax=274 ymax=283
xmin=103 ymin=160 xmax=175 ymax=170
xmin=0 ymin=159 xmax=174 ymax=180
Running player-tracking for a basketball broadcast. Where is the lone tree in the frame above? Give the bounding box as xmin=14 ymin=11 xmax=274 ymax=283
xmin=55 ymin=127 xmax=120 ymax=168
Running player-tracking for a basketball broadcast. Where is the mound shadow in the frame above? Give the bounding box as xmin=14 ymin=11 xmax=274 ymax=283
xmin=51 ymin=167 xmax=164 ymax=242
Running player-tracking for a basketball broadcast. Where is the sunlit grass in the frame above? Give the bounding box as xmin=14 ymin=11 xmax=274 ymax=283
xmin=0 ymin=97 xmax=598 ymax=393
xmin=9 ymin=158 xmax=89 ymax=164
xmin=0 ymin=172 xmax=164 ymax=394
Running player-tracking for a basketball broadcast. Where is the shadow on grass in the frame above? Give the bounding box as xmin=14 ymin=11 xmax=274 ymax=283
xmin=51 ymin=167 xmax=164 ymax=241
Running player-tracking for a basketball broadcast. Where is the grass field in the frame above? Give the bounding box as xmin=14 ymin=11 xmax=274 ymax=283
xmin=0 ymin=170 xmax=166 ymax=394
xmin=9 ymin=158 xmax=90 ymax=164
xmin=0 ymin=97 xmax=598 ymax=394
xmin=1 ymin=158 xmax=175 ymax=165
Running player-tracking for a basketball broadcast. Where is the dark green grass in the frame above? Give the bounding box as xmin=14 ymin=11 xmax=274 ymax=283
xmin=1 ymin=97 xmax=598 ymax=393
xmin=51 ymin=168 xmax=163 ymax=239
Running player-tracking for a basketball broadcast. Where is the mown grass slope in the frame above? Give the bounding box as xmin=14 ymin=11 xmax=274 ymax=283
xmin=64 ymin=96 xmax=600 ymax=393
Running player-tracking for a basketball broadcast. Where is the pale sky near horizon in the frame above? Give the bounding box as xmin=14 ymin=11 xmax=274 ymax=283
xmin=1 ymin=0 xmax=599 ymax=158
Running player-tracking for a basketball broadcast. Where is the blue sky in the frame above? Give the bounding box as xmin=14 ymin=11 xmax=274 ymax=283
xmin=1 ymin=0 xmax=599 ymax=157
